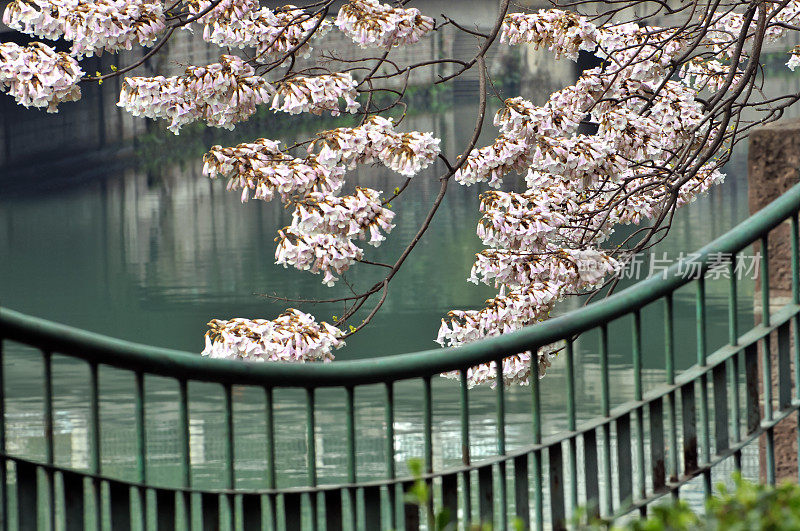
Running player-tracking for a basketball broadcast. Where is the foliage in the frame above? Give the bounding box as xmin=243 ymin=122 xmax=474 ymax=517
xmin=403 ymin=458 xmax=526 ymax=531
xmin=705 ymin=474 xmax=800 ymax=529
xmin=571 ymin=474 xmax=800 ymax=530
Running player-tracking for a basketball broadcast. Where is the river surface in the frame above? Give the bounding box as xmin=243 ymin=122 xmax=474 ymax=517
xmin=1 ymin=43 xmax=799 ymax=526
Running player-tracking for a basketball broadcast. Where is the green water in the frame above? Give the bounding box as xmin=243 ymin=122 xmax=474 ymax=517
xmin=0 ymin=77 xmax=779 ymax=519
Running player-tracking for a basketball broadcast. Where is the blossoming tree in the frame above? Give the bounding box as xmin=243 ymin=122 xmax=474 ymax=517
xmin=4 ymin=0 xmax=800 ymax=386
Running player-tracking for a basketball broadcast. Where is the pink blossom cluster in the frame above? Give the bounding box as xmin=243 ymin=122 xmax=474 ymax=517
xmin=596 ymin=24 xmax=688 ymax=79
xmin=665 ymin=3 xmax=800 ymax=93
xmin=0 ymin=41 xmax=82 ymax=112
xmin=202 ymin=139 xmax=345 ymax=203
xmin=454 ymin=105 xmax=623 ymax=189
xmin=335 ymin=0 xmax=434 ymax=49
xmin=202 ymin=310 xmax=344 ymax=362
xmin=699 ymin=3 xmax=800 ymax=80
xmin=276 ymin=230 xmax=365 ymax=287
xmin=188 ymin=0 xmax=330 ymax=60
xmin=310 ymin=116 xmax=440 ymax=176
xmin=289 ymin=187 xmax=395 ymax=244
xmin=469 ymin=248 xmax=618 ymax=293
xmin=203 ymin=116 xmax=439 ymax=354
xmin=275 ymin=187 xmax=395 ymax=285
xmin=441 ymin=342 xmax=561 ymax=388
xmin=466 ymin=189 xmax=620 ymax=312
xmin=789 ymin=45 xmax=800 ymax=71
xmin=442 ymin=12 xmax=729 ymax=385
xmin=438 ymin=285 xmax=559 ymax=347
xmin=439 ymin=238 xmax=619 ymax=352
xmin=501 ymin=10 xmax=599 ymax=60
xmin=705 ymin=10 xmax=786 ymax=58
xmin=3 ymin=0 xmax=164 ymax=58
xmin=491 ymin=84 xmax=707 ymax=230
xmin=270 ymin=73 xmax=360 ymax=116
xmin=118 ymin=54 xmax=272 ymax=134
xmin=495 ymin=96 xmax=583 ymax=138
xmin=674 ymin=164 xmax=726 ymax=209
xmin=437 ymin=239 xmax=618 ymax=386
xmin=187 ymin=0 xmax=257 ymax=24
xmin=452 ymin=134 xmax=531 ymax=187
xmin=502 ymin=11 xmax=692 ymax=83
xmin=476 ymin=188 xmax=569 ymax=250
xmin=457 ymin=63 xmax=708 ymax=190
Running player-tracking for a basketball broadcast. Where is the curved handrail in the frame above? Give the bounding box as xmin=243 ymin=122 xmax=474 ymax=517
xmin=2 ymin=183 xmax=800 ymax=387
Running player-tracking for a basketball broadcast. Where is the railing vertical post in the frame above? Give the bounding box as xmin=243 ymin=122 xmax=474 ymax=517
xmin=728 ymin=253 xmax=742 ymax=471
xmin=697 ymin=278 xmax=707 ymax=366
xmin=665 ymin=294 xmax=675 ymax=384
xmin=664 ymin=295 xmax=678 ymax=500
xmin=0 ymin=340 xmax=5 ymax=531
xmin=763 ymin=333 xmax=776 ymax=485
xmin=495 ymin=358 xmax=506 ymax=457
xmin=178 ymin=379 xmax=191 ymax=530
xmin=531 ymin=354 xmax=543 ymax=531
xmin=762 ymin=236 xmax=771 ymax=328
xmin=760 ymin=233 xmax=776 ymax=485
xmin=495 ymin=358 xmax=507 ymax=530
xmin=696 ymin=279 xmax=712 ymax=495
xmin=385 ymin=382 xmax=396 ymax=529
xmin=565 ymin=340 xmax=578 ymax=513
xmin=634 ymin=309 xmax=648 ymax=508
xmin=459 ymin=370 xmax=472 ymax=524
xmin=633 ymin=310 xmax=642 ymax=400
xmin=423 ymin=377 xmax=433 ymax=473
xmin=306 ymin=388 xmax=318 ymax=530
xmin=134 ymin=372 xmax=146 ymax=531
xmin=89 ymin=362 xmax=101 ymax=531
xmin=423 ymin=376 xmax=434 ymax=528
xmin=42 ymin=350 xmax=55 ymax=531
xmin=223 ymin=384 xmax=235 ymax=529
xmin=345 ymin=386 xmax=357 ymax=529
xmin=264 ymin=387 xmax=277 ymax=528
xmin=792 ymin=214 xmax=799 ymax=305
xmin=513 ymin=454 xmax=529 ymax=529
xmin=600 ymin=325 xmax=612 ymax=516
xmin=729 ymin=252 xmax=740 ymax=346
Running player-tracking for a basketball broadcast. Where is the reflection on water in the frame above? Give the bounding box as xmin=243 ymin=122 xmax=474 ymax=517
xmin=1 ymin=43 xmax=799 ymax=524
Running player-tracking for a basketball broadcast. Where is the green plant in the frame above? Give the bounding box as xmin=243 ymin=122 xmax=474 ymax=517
xmin=706 ymin=473 xmax=800 ymax=530
xmin=403 ymin=459 xmax=526 ymax=531
xmin=572 ymin=474 xmax=800 ymax=531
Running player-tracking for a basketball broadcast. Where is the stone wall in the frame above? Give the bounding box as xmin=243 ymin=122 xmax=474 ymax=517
xmin=748 ymin=118 xmax=800 ymax=482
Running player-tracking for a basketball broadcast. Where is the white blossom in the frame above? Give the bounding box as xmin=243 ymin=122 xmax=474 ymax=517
xmin=271 ymin=73 xmax=360 ymax=116
xmin=0 ymin=41 xmax=82 ymax=111
xmin=335 ymin=0 xmax=434 ymax=49
xmin=439 ymin=343 xmax=562 ymax=388
xmin=1 ymin=0 xmax=762 ymax=379
xmin=203 ymin=139 xmax=345 ymax=203
xmin=275 ymin=187 xmax=395 ymax=285
xmin=789 ymin=46 xmax=800 ymax=71
xmin=203 ymin=310 xmax=344 ymax=362
xmin=118 ymin=55 xmax=272 ymax=133
xmin=309 ymin=116 xmax=440 ymax=176
xmin=3 ymin=0 xmax=165 ymax=58
xmin=188 ymin=0 xmax=331 ymax=60
xmin=501 ymin=10 xmax=599 ymax=60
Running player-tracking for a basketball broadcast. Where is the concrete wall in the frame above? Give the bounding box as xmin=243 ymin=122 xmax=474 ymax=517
xmin=0 ymin=2 xmax=518 ymax=168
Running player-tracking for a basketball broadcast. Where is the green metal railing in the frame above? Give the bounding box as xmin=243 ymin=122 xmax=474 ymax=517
xmin=2 ymin=182 xmax=800 ymax=530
